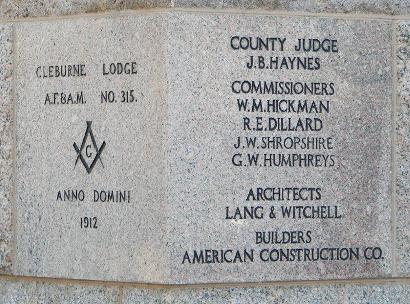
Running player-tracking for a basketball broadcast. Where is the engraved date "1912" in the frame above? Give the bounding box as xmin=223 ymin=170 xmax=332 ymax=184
xmin=80 ymin=216 xmax=97 ymax=229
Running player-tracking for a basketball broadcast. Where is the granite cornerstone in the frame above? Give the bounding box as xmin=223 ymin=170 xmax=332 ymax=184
xmin=0 ymin=1 xmax=410 ymax=303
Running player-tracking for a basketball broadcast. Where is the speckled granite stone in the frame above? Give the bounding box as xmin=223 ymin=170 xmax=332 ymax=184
xmin=397 ymin=21 xmax=410 ymax=276
xmin=123 ymin=283 xmax=410 ymax=303
xmin=0 ymin=280 xmax=119 ymax=304
xmin=14 ymin=14 xmax=169 ymax=282
xmin=0 ymin=0 xmax=171 ymax=18
xmin=174 ymin=0 xmax=407 ymax=15
xmin=277 ymin=0 xmax=409 ymax=15
xmin=347 ymin=283 xmax=410 ymax=303
xmin=123 ymin=288 xmax=166 ymax=303
xmin=0 ymin=280 xmax=408 ymax=303
xmin=124 ymin=285 xmax=345 ymax=303
xmin=166 ymin=12 xmax=392 ymax=284
xmin=166 ymin=285 xmax=345 ymax=303
xmin=0 ymin=0 xmax=409 ymax=18
xmin=12 ymin=10 xmax=396 ymax=284
xmin=0 ymin=24 xmax=13 ymax=274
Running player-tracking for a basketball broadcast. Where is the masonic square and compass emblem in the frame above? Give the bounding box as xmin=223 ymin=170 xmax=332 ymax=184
xmin=73 ymin=121 xmax=106 ymax=174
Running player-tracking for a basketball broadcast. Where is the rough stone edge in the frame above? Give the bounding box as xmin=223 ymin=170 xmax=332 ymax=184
xmin=0 ymin=1 xmax=409 ymax=19
xmin=347 ymin=282 xmax=410 ymax=303
xmin=122 ymin=282 xmax=410 ymax=303
xmin=0 ymin=0 xmax=173 ymax=19
xmin=174 ymin=0 xmax=408 ymax=16
xmin=0 ymin=277 xmax=408 ymax=303
xmin=0 ymin=278 xmax=120 ymax=303
xmin=396 ymin=20 xmax=410 ymax=276
xmin=0 ymin=23 xmax=13 ymax=274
